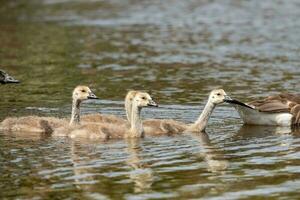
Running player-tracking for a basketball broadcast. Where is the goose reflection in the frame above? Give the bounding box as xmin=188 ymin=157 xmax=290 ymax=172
xmin=234 ymin=125 xmax=300 ymax=150
xmin=191 ymin=132 xmax=229 ymax=172
xmin=125 ymin=138 xmax=153 ymax=193
xmin=236 ymin=125 xmax=295 ymax=139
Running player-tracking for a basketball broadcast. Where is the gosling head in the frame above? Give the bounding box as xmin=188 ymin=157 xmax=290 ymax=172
xmin=133 ymin=92 xmax=158 ymax=108
xmin=72 ymin=85 xmax=98 ymax=102
xmin=125 ymin=90 xmax=139 ymax=102
xmin=0 ymin=70 xmax=20 ymax=84
xmin=209 ymin=89 xmax=231 ymax=105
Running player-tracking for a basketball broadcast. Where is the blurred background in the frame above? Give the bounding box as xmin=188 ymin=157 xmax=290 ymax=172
xmin=0 ymin=0 xmax=299 ymax=117
xmin=0 ymin=1 xmax=300 ymax=199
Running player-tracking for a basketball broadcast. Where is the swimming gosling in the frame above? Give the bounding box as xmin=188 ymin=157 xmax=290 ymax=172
xmin=0 ymin=85 xmax=98 ymax=133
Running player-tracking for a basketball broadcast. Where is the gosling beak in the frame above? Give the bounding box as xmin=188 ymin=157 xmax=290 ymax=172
xmin=147 ymin=99 xmax=158 ymax=107
xmin=224 ymin=95 xmax=233 ymax=103
xmin=88 ymin=92 xmax=98 ymax=99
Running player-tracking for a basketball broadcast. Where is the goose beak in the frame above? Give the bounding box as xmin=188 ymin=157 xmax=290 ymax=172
xmin=88 ymin=92 xmax=98 ymax=99
xmin=224 ymin=95 xmax=233 ymax=103
xmin=148 ymin=99 xmax=158 ymax=107
xmin=4 ymin=76 xmax=20 ymax=84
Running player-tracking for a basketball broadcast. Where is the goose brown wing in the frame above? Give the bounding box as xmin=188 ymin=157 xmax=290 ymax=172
xmin=283 ymin=93 xmax=300 ymax=125
xmin=248 ymin=99 xmax=290 ymax=113
xmin=248 ymin=93 xmax=300 ymax=125
xmin=267 ymin=93 xmax=300 ymax=104
xmin=248 ymin=93 xmax=300 ymax=113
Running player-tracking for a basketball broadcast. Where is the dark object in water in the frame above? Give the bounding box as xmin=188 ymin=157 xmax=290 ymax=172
xmin=224 ymin=98 xmax=254 ymax=109
xmin=0 ymin=69 xmax=20 ymax=84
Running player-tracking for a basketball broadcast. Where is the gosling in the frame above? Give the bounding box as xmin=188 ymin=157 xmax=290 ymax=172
xmin=126 ymin=89 xmax=231 ymax=135
xmin=0 ymin=86 xmax=98 ymax=133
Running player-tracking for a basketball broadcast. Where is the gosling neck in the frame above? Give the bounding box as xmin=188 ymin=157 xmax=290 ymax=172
xmin=70 ymin=98 xmax=82 ymax=125
xmin=129 ymin=102 xmax=144 ymax=138
xmin=189 ymin=98 xmax=216 ymax=132
xmin=125 ymin=97 xmax=132 ymax=122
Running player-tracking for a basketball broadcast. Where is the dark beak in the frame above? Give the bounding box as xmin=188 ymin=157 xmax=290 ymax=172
xmin=147 ymin=99 xmax=158 ymax=107
xmin=88 ymin=92 xmax=98 ymax=99
xmin=4 ymin=76 xmax=20 ymax=84
xmin=224 ymin=98 xmax=254 ymax=109
xmin=224 ymin=95 xmax=233 ymax=103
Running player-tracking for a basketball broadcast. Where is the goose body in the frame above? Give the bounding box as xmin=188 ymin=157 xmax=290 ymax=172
xmin=78 ymin=91 xmax=134 ymax=125
xmin=81 ymin=113 xmax=126 ymax=124
xmin=143 ymin=119 xmax=187 ymax=136
xmin=226 ymin=93 xmax=300 ymax=126
xmin=0 ymin=70 xmax=19 ymax=84
xmin=0 ymin=116 xmax=68 ymax=133
xmin=233 ymin=104 xmax=292 ymax=126
xmin=0 ymin=86 xmax=98 ymax=133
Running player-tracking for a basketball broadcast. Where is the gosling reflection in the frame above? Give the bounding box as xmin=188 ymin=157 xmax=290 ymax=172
xmin=70 ymin=140 xmax=102 ymax=190
xmin=191 ymin=132 xmax=229 ymax=172
xmin=125 ymin=138 xmax=153 ymax=193
xmin=0 ymin=130 xmax=51 ymax=140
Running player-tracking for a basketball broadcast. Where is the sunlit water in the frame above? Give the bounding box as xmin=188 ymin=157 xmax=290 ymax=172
xmin=0 ymin=0 xmax=300 ymax=199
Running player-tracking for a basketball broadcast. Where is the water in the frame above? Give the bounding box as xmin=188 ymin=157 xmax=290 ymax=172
xmin=0 ymin=0 xmax=300 ymax=199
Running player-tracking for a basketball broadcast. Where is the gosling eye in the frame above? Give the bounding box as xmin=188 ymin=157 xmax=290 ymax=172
xmin=142 ymin=97 xmax=146 ymax=100
xmin=217 ymin=93 xmax=221 ymax=96
xmin=81 ymin=90 xmax=86 ymax=93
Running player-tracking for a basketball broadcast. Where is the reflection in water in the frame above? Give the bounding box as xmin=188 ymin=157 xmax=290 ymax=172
xmin=237 ymin=125 xmax=294 ymax=138
xmin=1 ymin=0 xmax=300 ymax=199
xmin=70 ymin=140 xmax=101 ymax=190
xmin=191 ymin=132 xmax=229 ymax=173
xmin=125 ymin=138 xmax=153 ymax=193
xmin=0 ymin=130 xmax=51 ymax=141
xmin=235 ymin=125 xmax=300 ymax=150
xmin=68 ymin=139 xmax=121 ymax=199
xmin=68 ymin=138 xmax=154 ymax=195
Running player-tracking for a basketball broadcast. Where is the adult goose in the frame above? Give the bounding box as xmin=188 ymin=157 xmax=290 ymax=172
xmin=0 ymin=86 xmax=98 ymax=133
xmin=225 ymin=93 xmax=300 ymax=127
xmin=0 ymin=70 xmax=19 ymax=84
